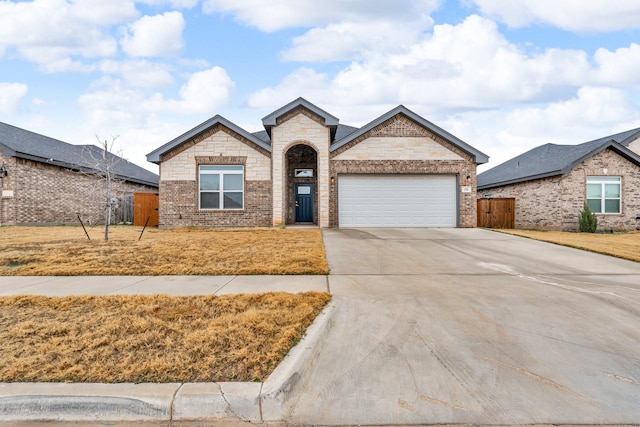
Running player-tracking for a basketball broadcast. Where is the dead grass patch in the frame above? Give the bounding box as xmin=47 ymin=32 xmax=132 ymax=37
xmin=0 ymin=226 xmax=329 ymax=275
xmin=498 ymin=229 xmax=640 ymax=262
xmin=0 ymin=292 xmax=331 ymax=383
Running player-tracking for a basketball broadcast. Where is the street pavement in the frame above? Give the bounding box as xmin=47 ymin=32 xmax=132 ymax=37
xmin=1 ymin=228 xmax=640 ymax=425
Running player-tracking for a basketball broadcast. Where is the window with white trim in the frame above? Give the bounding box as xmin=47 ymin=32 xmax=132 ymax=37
xmin=199 ymin=165 xmax=244 ymax=210
xmin=586 ymin=176 xmax=621 ymax=214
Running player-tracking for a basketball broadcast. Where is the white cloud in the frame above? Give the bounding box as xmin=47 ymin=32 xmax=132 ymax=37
xmin=98 ymin=60 xmax=175 ymax=88
xmin=247 ymin=68 xmax=330 ymax=109
xmin=451 ymin=87 xmax=640 ymax=171
xmin=121 ymin=11 xmax=185 ymax=58
xmin=250 ymin=16 xmax=596 ymax=113
xmin=0 ymin=82 xmax=28 ymax=113
xmin=77 ymin=66 xmax=235 ymax=134
xmin=505 ymin=87 xmax=638 ymax=135
xmin=471 ymin=0 xmax=640 ymax=32
xmin=0 ymin=0 xmax=138 ymax=67
xmin=145 ymin=66 xmax=235 ymax=114
xmin=74 ymin=65 xmax=235 ymax=172
xmin=138 ymin=0 xmax=199 ymax=8
xmin=593 ymin=43 xmax=640 ymax=87
xmin=282 ymin=18 xmax=432 ymax=63
xmin=202 ymin=0 xmax=440 ymax=32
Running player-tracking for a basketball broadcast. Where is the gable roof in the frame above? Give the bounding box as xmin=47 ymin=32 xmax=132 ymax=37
xmin=330 ymin=105 xmax=489 ymax=164
xmin=148 ymin=99 xmax=489 ymax=165
xmin=261 ymin=97 xmax=339 ymax=141
xmin=0 ymin=122 xmax=158 ymax=187
xmin=477 ymin=127 xmax=640 ymax=190
xmin=146 ymin=115 xmax=272 ymax=164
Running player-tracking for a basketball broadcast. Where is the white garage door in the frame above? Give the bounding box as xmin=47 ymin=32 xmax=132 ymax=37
xmin=338 ymin=175 xmax=457 ymax=227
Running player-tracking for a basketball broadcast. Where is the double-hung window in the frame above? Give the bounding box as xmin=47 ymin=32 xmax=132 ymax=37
xmin=586 ymin=176 xmax=621 ymax=214
xmin=199 ymin=165 xmax=244 ymax=210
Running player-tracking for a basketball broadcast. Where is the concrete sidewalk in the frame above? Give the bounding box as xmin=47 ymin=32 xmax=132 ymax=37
xmin=0 ymin=274 xmax=332 ymax=424
xmin=0 ymin=274 xmax=329 ymax=296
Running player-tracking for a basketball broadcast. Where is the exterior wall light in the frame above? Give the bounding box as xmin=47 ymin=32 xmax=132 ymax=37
xmin=0 ymin=163 xmax=6 ymax=177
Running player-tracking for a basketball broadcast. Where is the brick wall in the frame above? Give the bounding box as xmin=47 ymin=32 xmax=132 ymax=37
xmin=0 ymin=152 xmax=156 ymax=226
xmin=480 ymin=148 xmax=640 ymax=230
xmin=329 ymin=115 xmax=478 ymax=228
xmin=159 ymin=180 xmax=272 ymax=227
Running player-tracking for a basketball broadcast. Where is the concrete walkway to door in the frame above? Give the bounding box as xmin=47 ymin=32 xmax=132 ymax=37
xmin=286 ymin=228 xmax=640 ymax=425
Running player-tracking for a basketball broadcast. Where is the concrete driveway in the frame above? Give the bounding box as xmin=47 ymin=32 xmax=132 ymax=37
xmin=287 ymin=228 xmax=640 ymax=425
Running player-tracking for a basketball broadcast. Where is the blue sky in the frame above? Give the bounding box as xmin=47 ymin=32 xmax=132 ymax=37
xmin=2 ymin=0 xmax=640 ymax=173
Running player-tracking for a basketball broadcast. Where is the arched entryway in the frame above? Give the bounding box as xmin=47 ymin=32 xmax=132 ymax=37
xmin=285 ymin=144 xmax=318 ymax=224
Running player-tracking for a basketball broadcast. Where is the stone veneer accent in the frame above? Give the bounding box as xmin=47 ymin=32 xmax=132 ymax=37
xmin=480 ymin=148 xmax=640 ymax=230
xmin=333 ymin=136 xmax=464 ymax=161
xmin=161 ymin=124 xmax=271 ymax=162
xmin=628 ymin=137 xmax=640 ymax=155
xmin=271 ymin=113 xmax=330 ymax=227
xmin=161 ymin=129 xmax=271 ymax=182
xmin=0 ymin=151 xmax=156 ymax=226
xmin=285 ymin=144 xmax=318 ymax=224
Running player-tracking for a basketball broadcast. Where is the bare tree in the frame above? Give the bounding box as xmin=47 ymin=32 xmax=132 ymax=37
xmin=82 ymin=136 xmax=124 ymax=241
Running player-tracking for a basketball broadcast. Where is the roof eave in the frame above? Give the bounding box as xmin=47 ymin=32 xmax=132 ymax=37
xmin=477 ymin=170 xmax=565 ymax=190
xmin=113 ymin=174 xmax=159 ymax=188
xmin=567 ymin=140 xmax=640 ymax=172
xmin=615 ymin=129 xmax=640 ymax=146
xmin=261 ymin=97 xmax=339 ymax=129
xmin=146 ymin=115 xmax=271 ymax=164
xmin=330 ymin=105 xmax=489 ymax=164
xmin=11 ymin=151 xmax=158 ymax=187
xmin=0 ymin=142 xmax=16 ymax=157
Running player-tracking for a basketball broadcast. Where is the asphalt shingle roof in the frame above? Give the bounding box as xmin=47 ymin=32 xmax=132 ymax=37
xmin=250 ymin=124 xmax=359 ymax=145
xmin=477 ymin=127 xmax=640 ymax=189
xmin=0 ymin=122 xmax=158 ymax=187
xmin=147 ymin=98 xmax=489 ymax=165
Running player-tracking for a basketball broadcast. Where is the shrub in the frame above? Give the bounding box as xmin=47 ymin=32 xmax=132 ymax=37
xmin=578 ymin=203 xmax=598 ymax=233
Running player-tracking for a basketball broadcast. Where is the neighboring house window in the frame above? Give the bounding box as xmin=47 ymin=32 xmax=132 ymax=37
xmin=586 ymin=176 xmax=621 ymax=214
xmin=199 ymin=165 xmax=244 ymax=210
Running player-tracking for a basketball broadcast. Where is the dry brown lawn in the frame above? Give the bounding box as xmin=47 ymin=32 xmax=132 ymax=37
xmin=0 ymin=292 xmax=331 ymax=383
xmin=0 ymin=226 xmax=329 ymax=276
xmin=498 ymin=229 xmax=640 ymax=262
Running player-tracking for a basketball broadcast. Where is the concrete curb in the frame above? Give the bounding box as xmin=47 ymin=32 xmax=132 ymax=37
xmin=0 ymin=383 xmax=179 ymax=422
xmin=261 ymin=300 xmax=336 ymax=421
xmin=0 ymin=302 xmax=336 ymax=423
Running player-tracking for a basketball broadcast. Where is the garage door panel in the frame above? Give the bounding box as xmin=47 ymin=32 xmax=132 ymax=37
xmin=338 ymin=175 xmax=457 ymax=228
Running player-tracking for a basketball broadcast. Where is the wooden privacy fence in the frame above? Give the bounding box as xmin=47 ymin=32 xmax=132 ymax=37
xmin=477 ymin=198 xmax=515 ymax=229
xmin=134 ymin=192 xmax=159 ymax=227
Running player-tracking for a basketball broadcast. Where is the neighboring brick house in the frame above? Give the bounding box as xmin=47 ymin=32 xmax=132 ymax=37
xmin=147 ymin=98 xmax=488 ymax=228
xmin=477 ymin=128 xmax=640 ymax=230
xmin=0 ymin=122 xmax=159 ymax=226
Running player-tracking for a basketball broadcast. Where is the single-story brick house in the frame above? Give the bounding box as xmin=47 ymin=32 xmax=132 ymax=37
xmin=477 ymin=128 xmax=640 ymax=230
xmin=0 ymin=122 xmax=159 ymax=226
xmin=147 ymin=98 xmax=489 ymax=228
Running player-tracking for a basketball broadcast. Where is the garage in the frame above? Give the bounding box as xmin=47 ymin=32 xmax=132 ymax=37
xmin=338 ymin=175 xmax=457 ymax=227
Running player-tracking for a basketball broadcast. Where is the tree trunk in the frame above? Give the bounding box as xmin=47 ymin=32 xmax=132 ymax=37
xmin=105 ymin=205 xmax=111 ymax=241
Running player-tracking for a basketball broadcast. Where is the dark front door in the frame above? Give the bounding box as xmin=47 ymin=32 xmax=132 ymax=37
xmin=295 ymin=183 xmax=314 ymax=223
